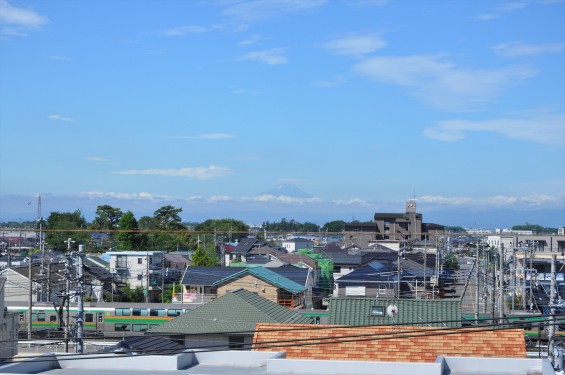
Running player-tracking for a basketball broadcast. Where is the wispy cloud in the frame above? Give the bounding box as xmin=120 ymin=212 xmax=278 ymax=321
xmin=0 ymin=0 xmax=48 ymax=36
xmin=49 ymin=55 xmax=72 ymax=61
xmin=85 ymin=156 xmax=111 ymax=162
xmin=418 ymin=193 xmax=562 ymax=208
xmin=493 ymin=42 xmax=565 ymax=57
xmin=239 ymin=48 xmax=288 ymax=65
xmin=167 ymin=133 xmax=236 ymax=140
xmin=353 ymin=54 xmax=536 ymax=111
xmin=159 ymin=25 xmax=209 ymax=36
xmin=243 ymin=194 xmax=322 ymax=204
xmin=221 ymin=0 xmax=327 ymax=21
xmin=48 ymin=114 xmax=75 ymax=122
xmin=423 ymin=109 xmax=565 ymax=146
xmin=476 ymin=0 xmax=557 ymax=21
xmin=323 ymin=33 xmax=386 ymax=57
xmin=312 ymin=77 xmax=343 ymax=88
xmin=232 ymin=88 xmax=261 ymax=95
xmin=80 ymin=191 xmax=173 ymax=201
xmin=112 ymin=165 xmax=231 ymax=180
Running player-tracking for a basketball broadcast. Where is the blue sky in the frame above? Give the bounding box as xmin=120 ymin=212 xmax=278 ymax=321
xmin=0 ymin=0 xmax=564 ymax=228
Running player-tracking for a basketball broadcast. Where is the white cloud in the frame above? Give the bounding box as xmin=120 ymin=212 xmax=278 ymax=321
xmin=48 ymin=114 xmax=75 ymax=122
xmin=221 ymin=0 xmax=327 ymax=21
xmin=239 ymin=48 xmax=288 ymax=65
xmin=49 ymin=55 xmax=72 ymax=61
xmin=112 ymin=165 xmax=231 ymax=180
xmin=353 ymin=54 xmax=536 ymax=111
xmin=418 ymin=193 xmax=563 ymax=208
xmin=160 ymin=25 xmax=209 ymax=36
xmin=323 ymin=33 xmax=386 ymax=57
xmin=493 ymin=42 xmax=565 ymax=57
xmin=243 ymin=194 xmax=322 ymax=204
xmin=167 ymin=133 xmax=236 ymax=140
xmin=232 ymin=88 xmax=261 ymax=95
xmin=333 ymin=198 xmax=373 ymax=207
xmin=423 ymin=109 xmax=565 ymax=146
xmin=79 ymin=191 xmax=172 ymax=201
xmin=312 ymin=77 xmax=343 ymax=88
xmin=85 ymin=156 xmax=110 ymax=162
xmin=0 ymin=0 xmax=48 ymax=37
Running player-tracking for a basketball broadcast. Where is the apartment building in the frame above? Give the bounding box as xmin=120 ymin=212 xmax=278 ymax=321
xmin=107 ymin=251 xmax=165 ymax=302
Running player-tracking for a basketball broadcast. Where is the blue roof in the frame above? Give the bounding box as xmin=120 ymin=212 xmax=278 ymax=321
xmin=213 ymin=267 xmax=306 ymax=294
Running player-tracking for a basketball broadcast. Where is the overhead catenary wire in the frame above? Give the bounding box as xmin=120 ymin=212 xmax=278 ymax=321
xmin=1 ymin=317 xmax=562 ymax=364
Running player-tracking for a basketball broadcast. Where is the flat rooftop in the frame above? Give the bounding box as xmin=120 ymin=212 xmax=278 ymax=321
xmin=0 ymin=351 xmax=554 ymax=375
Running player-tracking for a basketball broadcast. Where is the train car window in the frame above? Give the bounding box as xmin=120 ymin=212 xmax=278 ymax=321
xmin=37 ymin=313 xmax=45 ymax=322
xmin=19 ymin=314 xmax=24 ymax=322
xmin=150 ymin=309 xmax=165 ymax=317
xmin=115 ymin=308 xmax=131 ymax=316
xmin=132 ymin=308 xmax=149 ymax=316
xmin=115 ymin=324 xmax=130 ymax=332
xmin=50 ymin=316 xmax=57 ymax=322
xmin=132 ymin=324 xmax=148 ymax=332
xmin=98 ymin=313 xmax=104 ymax=323
xmin=85 ymin=313 xmax=94 ymax=323
xmin=167 ymin=309 xmax=182 ymax=317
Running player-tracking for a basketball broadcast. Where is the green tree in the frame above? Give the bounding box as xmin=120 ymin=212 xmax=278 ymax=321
xmin=91 ymin=205 xmax=123 ymax=231
xmin=120 ymin=285 xmax=145 ymax=302
xmin=321 ymin=220 xmax=346 ymax=233
xmin=45 ymin=210 xmax=89 ymax=251
xmin=116 ymin=211 xmax=143 ymax=250
xmin=154 ymin=205 xmax=185 ymax=230
xmin=90 ymin=205 xmax=123 ymax=250
xmin=194 ymin=218 xmax=249 ymax=243
xmin=191 ymin=245 xmax=219 ymax=266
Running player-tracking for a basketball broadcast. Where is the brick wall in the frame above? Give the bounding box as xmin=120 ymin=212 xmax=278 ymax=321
xmin=253 ymin=324 xmax=526 ymax=363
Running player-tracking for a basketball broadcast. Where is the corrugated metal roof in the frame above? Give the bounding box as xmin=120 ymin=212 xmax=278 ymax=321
xmin=328 ymin=297 xmax=462 ymax=327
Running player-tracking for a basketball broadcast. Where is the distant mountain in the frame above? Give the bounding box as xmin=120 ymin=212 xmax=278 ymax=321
xmin=258 ymin=184 xmax=312 ymax=198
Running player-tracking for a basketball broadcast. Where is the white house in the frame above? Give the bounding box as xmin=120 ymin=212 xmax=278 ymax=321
xmin=281 ymin=238 xmax=314 ymax=253
xmin=107 ymin=251 xmax=165 ymax=302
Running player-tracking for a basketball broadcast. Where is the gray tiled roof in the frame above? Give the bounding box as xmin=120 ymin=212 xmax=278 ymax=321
xmin=328 ymin=297 xmax=462 ymax=327
xmin=148 ymin=289 xmax=312 ymax=335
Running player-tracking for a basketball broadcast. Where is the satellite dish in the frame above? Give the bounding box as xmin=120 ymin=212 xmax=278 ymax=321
xmin=387 ymin=305 xmax=398 ymax=318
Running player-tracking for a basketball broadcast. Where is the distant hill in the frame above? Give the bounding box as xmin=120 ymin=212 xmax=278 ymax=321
xmin=259 ymin=184 xmax=312 ymax=198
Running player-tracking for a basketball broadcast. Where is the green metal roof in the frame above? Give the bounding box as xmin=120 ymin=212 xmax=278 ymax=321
xmin=213 ymin=267 xmax=306 ymax=294
xmin=149 ymin=289 xmax=312 ymax=335
xmin=328 ymin=298 xmax=462 ymax=328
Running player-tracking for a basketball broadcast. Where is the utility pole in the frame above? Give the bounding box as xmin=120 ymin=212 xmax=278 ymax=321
xmin=76 ymin=244 xmax=84 ymax=354
xmin=499 ymin=244 xmax=505 ymax=320
xmin=64 ymin=238 xmax=73 ymax=353
xmin=475 ymin=240 xmax=480 ymax=324
xmin=548 ymin=254 xmax=556 ymax=363
xmin=27 ymin=253 xmax=32 ymax=340
xmin=146 ymin=252 xmax=150 ymax=303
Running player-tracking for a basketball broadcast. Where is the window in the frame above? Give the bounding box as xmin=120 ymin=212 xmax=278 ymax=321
xmin=114 ymin=324 xmax=130 ymax=332
xmin=115 ymin=308 xmax=131 ymax=316
xmin=49 ymin=315 xmax=57 ymax=322
xmin=116 ymin=255 xmax=127 ymax=268
xmin=137 ymin=274 xmax=143 ymax=281
xmin=138 ymin=258 xmax=142 ymax=264
xmin=150 ymin=309 xmax=165 ymax=317
xmin=132 ymin=308 xmax=148 ymax=316
xmin=85 ymin=313 xmax=94 ymax=323
xmin=32 ymin=313 xmax=45 ymax=322
xmin=378 ymin=285 xmax=387 ymax=295
xmin=228 ymin=335 xmax=245 ymax=350
xmin=370 ymin=305 xmax=385 ymax=317
xmin=132 ymin=324 xmax=148 ymax=332
xmin=167 ymin=309 xmax=183 ymax=317
xmin=97 ymin=313 xmax=104 ymax=323
xmin=19 ymin=314 xmax=24 ymax=322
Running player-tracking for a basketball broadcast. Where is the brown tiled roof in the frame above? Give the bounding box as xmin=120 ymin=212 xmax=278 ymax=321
xmin=253 ymin=324 xmax=526 ymax=363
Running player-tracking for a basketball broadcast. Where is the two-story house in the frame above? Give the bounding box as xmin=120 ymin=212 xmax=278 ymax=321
xmin=107 ymin=251 xmax=165 ymax=302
